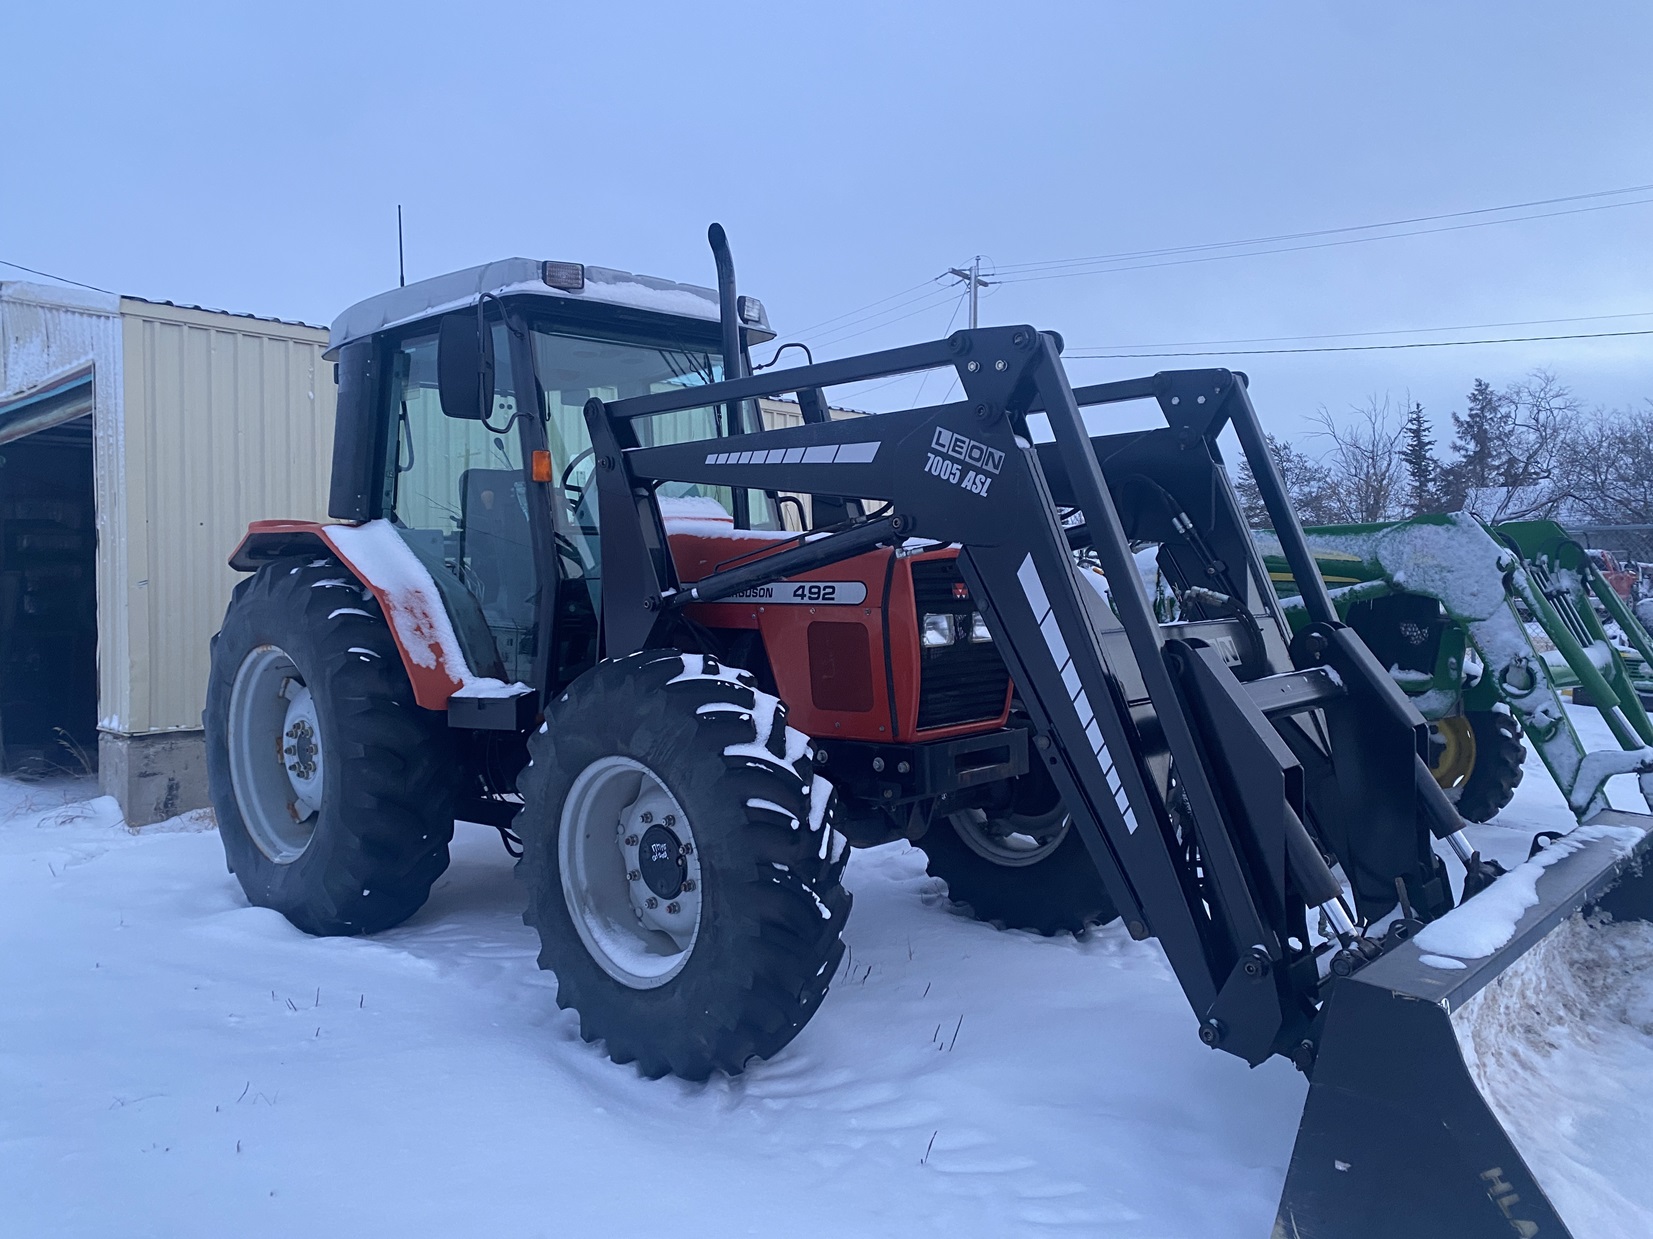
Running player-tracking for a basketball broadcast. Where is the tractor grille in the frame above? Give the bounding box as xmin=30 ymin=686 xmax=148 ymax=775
xmin=911 ymin=559 xmax=1012 ymax=730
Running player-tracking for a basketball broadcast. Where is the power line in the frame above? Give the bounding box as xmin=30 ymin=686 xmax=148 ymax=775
xmin=1084 ymin=309 xmax=1653 ymax=352
xmin=807 ymin=286 xmax=964 ymax=350
xmin=993 ymin=180 xmax=1653 ymax=276
xmin=804 ymin=284 xmax=958 ymax=345
xmin=786 ymin=276 xmax=946 ymax=339
xmin=823 ymin=292 xmax=972 ymax=405
xmin=0 ymin=258 xmax=114 ymax=294
xmin=909 ymin=290 xmax=971 ymax=407
xmin=996 ymin=196 xmax=1653 ymax=286
xmin=784 ymin=181 xmax=1653 ymax=352
xmin=1064 ymin=327 xmax=1653 ymax=360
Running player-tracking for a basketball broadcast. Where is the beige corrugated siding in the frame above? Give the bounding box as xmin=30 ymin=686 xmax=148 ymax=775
xmin=113 ymin=301 xmax=334 ymax=733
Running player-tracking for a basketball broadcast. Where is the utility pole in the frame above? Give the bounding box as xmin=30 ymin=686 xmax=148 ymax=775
xmin=945 ymin=256 xmax=994 ymax=328
xmin=397 ymin=205 xmax=406 ymax=288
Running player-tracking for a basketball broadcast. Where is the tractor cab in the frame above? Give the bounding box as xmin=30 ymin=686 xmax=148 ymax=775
xmin=323 ymin=257 xmax=785 ymax=689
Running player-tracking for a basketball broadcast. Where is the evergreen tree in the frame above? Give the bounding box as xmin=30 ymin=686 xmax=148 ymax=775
xmin=1400 ymin=400 xmax=1439 ymax=514
xmin=1450 ymin=378 xmax=1504 ymax=488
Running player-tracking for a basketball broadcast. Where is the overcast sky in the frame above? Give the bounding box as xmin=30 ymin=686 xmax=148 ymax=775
xmin=4 ymin=2 xmax=1651 ymax=444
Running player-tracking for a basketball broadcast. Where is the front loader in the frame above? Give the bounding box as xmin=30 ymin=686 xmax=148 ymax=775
xmin=206 ymin=227 xmax=1653 ymax=1236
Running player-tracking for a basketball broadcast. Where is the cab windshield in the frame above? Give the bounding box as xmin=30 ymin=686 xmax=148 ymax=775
xmin=531 ymin=326 xmax=782 ymax=531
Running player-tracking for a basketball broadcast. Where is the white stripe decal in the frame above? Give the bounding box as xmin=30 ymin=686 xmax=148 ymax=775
xmin=701 ymin=441 xmax=882 ymax=468
xmin=1017 ymin=554 xmax=1051 ymax=622
xmin=1061 ymin=659 xmax=1083 ymax=700
xmin=1039 ymin=611 xmax=1069 ymax=664
xmin=1017 ymin=556 xmax=1139 ymax=834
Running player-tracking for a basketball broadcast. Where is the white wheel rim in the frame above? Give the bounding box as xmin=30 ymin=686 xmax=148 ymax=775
xmin=949 ymin=806 xmax=1070 ymax=868
xmin=227 ymin=645 xmax=324 ymax=864
xmin=559 ymin=756 xmax=703 ymax=989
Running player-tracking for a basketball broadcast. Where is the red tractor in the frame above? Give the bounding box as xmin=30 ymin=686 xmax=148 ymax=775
xmin=207 ymin=229 xmax=1105 ymax=1078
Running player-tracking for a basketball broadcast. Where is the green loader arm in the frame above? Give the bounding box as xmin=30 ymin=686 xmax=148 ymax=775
xmin=1259 ymin=512 xmax=1653 ymax=820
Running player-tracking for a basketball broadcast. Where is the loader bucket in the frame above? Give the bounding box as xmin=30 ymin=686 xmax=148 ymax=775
xmin=1275 ymin=811 xmax=1653 ymax=1239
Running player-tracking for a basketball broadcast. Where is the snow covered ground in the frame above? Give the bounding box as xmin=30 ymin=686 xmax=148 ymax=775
xmin=1 ymin=705 xmax=1650 ymax=1238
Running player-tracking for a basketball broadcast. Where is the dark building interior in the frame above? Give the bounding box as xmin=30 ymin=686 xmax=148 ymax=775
xmin=0 ymin=416 xmax=98 ymax=773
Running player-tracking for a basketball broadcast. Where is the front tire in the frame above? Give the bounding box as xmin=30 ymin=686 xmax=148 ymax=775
xmin=917 ymin=759 xmax=1118 ymax=936
xmin=205 ymin=556 xmax=460 ymax=936
xmin=1453 ymin=710 xmax=1526 ymax=823
xmin=518 ymin=651 xmax=850 ymax=1080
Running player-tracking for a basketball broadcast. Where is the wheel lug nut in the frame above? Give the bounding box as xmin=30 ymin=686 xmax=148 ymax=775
xmin=644 ymin=897 xmax=658 ymax=909
xmin=664 ymin=814 xmax=676 ymax=826
xmin=681 ymin=879 xmax=696 ymax=892
xmin=627 ymin=870 xmax=641 ymax=881
xmin=680 ymin=842 xmax=694 ymax=855
xmin=640 ymin=812 xmax=653 ymax=823
xmin=666 ymin=901 xmax=680 ymax=914
xmin=623 ymin=834 xmax=639 ymax=846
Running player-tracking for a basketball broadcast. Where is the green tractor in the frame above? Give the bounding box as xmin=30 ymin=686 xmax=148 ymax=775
xmin=1260 ymin=512 xmax=1653 ymax=823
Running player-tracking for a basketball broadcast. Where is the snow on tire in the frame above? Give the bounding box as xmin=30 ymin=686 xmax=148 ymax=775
xmin=517 ymin=650 xmax=850 ymax=1080
xmin=205 ymin=555 xmax=460 ymax=936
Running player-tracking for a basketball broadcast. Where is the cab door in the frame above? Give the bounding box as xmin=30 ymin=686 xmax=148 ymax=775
xmin=385 ymin=316 xmax=547 ymax=688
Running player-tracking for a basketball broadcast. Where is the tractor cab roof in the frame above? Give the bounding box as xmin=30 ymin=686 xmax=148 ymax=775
xmin=326 ymin=257 xmax=775 ymax=359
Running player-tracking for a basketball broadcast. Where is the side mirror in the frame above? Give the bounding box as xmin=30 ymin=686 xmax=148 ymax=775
xmin=437 ymin=309 xmax=495 ymax=420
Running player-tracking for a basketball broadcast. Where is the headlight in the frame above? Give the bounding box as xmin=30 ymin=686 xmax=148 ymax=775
xmin=922 ymin=613 xmax=955 ymax=647
xmin=969 ymin=612 xmax=992 ymax=643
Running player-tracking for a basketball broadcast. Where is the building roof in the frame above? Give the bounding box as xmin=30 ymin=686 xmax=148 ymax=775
xmin=0 ymin=280 xmax=325 ymax=331
xmin=122 ymin=295 xmax=325 ymax=331
xmin=326 ymin=258 xmax=773 ymax=357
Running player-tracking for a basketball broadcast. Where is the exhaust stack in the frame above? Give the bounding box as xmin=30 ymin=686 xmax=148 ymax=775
xmin=707 ymin=222 xmax=747 ymax=387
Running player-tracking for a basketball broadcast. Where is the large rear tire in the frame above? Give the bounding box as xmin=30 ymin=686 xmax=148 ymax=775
xmin=917 ymin=760 xmax=1118 ymax=936
xmin=1453 ymin=710 xmax=1526 ymax=823
xmin=205 ymin=556 xmax=460 ymax=936
xmin=518 ymin=651 xmax=850 ymax=1080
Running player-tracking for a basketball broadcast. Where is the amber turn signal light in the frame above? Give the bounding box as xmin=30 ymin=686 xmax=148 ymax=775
xmin=531 ymin=450 xmax=554 ymax=483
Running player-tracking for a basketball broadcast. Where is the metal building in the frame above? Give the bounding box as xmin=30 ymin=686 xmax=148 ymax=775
xmin=0 ymin=282 xmax=334 ymax=824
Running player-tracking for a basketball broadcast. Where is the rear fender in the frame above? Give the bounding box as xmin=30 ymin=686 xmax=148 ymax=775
xmin=229 ymin=519 xmax=505 ymax=710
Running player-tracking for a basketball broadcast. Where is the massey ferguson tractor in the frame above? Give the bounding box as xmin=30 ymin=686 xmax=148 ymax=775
xmin=206 ymin=226 xmax=1653 ymax=1237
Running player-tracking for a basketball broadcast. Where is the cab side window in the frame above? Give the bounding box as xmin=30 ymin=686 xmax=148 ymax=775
xmin=388 ymin=325 xmax=538 ymax=683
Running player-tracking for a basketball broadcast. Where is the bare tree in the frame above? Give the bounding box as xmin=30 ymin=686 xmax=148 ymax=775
xmin=1307 ymin=396 xmax=1408 ymax=524
xmin=1490 ymin=369 xmax=1578 ymax=519
xmin=1235 ymin=433 xmax=1339 ymax=528
xmin=1561 ymin=399 xmax=1653 ymax=526
xmin=1439 ymin=369 xmax=1578 ymax=520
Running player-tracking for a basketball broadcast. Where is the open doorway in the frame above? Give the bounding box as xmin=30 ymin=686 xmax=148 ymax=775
xmin=0 ymin=415 xmax=97 ymax=774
